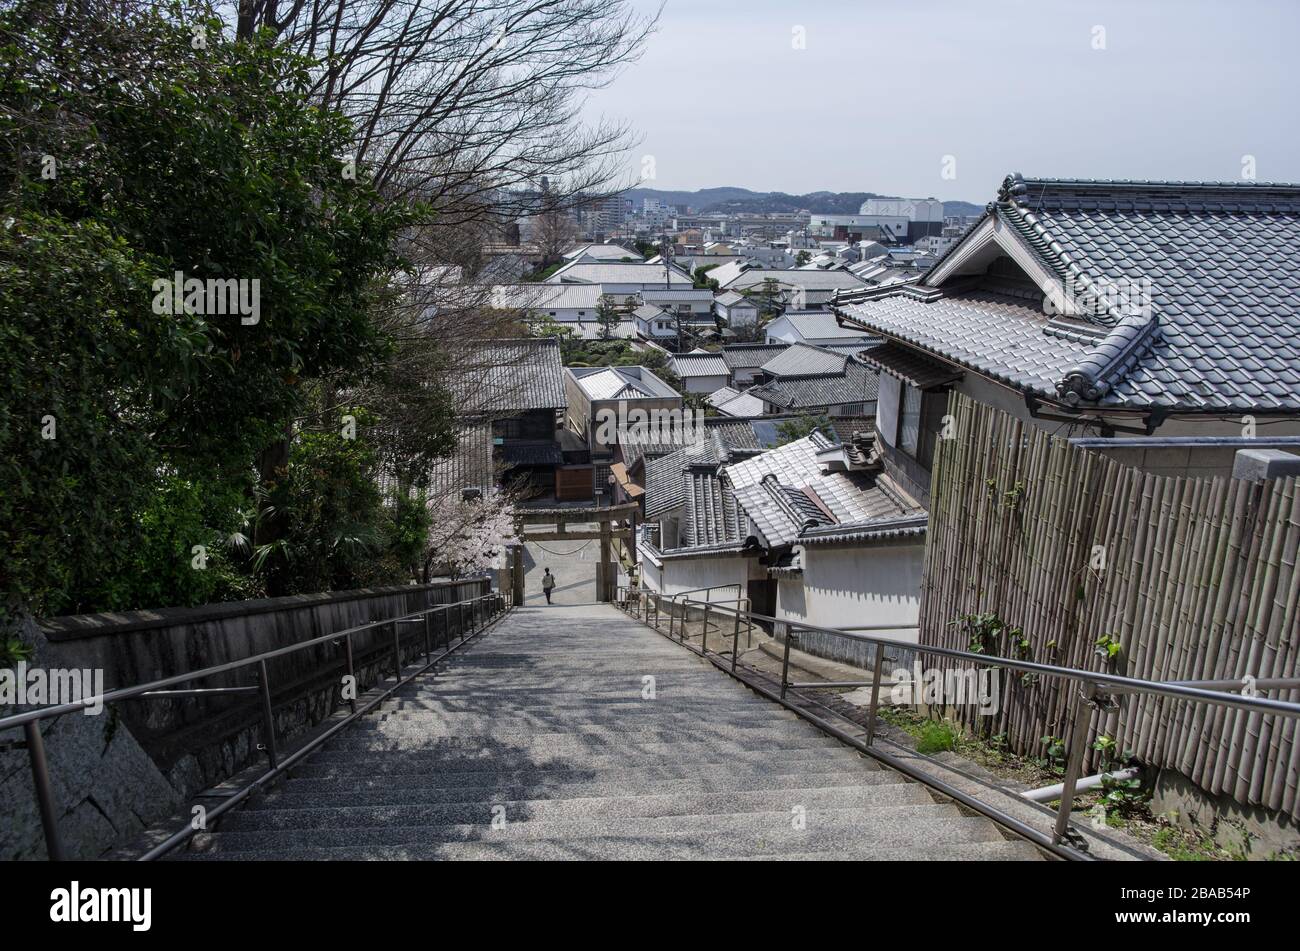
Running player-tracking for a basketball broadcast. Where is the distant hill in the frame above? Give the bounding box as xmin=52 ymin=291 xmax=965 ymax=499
xmin=626 ymin=187 xmax=982 ymax=219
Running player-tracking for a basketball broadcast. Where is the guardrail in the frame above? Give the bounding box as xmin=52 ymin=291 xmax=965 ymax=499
xmin=1 ymin=591 xmax=508 ymax=861
xmin=616 ymin=590 xmax=1300 ymax=859
xmin=618 ymin=586 xmax=756 ymax=670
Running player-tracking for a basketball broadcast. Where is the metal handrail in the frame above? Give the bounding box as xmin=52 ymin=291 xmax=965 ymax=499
xmin=618 ymin=587 xmax=756 ymax=669
xmin=621 ymin=593 xmax=1300 ymax=855
xmin=3 ymin=590 xmax=508 ymax=861
xmin=663 ymin=584 xmax=742 ymax=639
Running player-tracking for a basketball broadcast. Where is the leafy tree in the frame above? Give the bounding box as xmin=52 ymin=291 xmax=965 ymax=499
xmin=795 ymin=250 xmax=812 ymax=266
xmin=0 ymin=6 xmax=417 ymax=615
xmin=775 ymin=415 xmax=832 ymax=446
xmin=693 ymin=264 xmax=721 ymax=291
xmin=596 ymin=294 xmax=621 ymax=341
xmin=759 ymin=277 xmax=784 ymax=317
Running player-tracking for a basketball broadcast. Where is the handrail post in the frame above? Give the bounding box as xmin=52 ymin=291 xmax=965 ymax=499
xmin=392 ymin=620 xmax=402 ymax=680
xmin=256 ymin=659 xmax=279 ymax=770
xmin=701 ymin=602 xmax=711 ymax=654
xmin=731 ymin=602 xmax=742 ymax=671
xmin=343 ymin=632 xmax=357 ymax=714
xmin=24 ymin=720 xmax=65 ymax=861
xmin=1053 ymin=682 xmax=1098 ymax=844
xmin=423 ymin=612 xmax=432 ymax=662
xmin=864 ymin=645 xmax=886 ymax=747
xmin=779 ymin=623 xmax=794 ymax=700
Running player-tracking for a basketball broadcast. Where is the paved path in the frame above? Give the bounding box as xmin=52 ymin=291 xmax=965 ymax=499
xmin=521 ymin=528 xmax=599 ymax=606
xmin=187 ymin=605 xmax=1041 ymax=860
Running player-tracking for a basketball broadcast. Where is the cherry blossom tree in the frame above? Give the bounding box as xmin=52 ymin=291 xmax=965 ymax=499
xmin=423 ymin=490 xmax=519 ymax=581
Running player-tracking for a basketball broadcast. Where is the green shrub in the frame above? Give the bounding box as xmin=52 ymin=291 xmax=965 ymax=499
xmin=916 ymin=719 xmax=959 ymax=754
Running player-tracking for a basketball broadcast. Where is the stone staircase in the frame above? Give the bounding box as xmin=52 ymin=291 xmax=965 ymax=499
xmin=185 ymin=604 xmax=1043 ymax=860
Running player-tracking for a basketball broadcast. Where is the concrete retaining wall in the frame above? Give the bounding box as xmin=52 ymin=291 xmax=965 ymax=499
xmin=2 ymin=578 xmax=490 ymax=859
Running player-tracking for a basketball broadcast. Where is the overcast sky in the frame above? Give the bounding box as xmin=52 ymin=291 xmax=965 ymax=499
xmin=582 ymin=0 xmax=1300 ymax=201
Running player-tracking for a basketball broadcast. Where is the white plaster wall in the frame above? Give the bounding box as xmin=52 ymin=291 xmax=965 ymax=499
xmin=783 ymin=544 xmax=924 ymax=642
xmin=683 ymin=373 xmax=729 ymax=394
xmin=637 ymin=554 xmax=755 ymax=597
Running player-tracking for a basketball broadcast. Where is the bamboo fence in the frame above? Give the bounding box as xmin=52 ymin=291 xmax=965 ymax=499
xmin=917 ymin=392 xmax=1300 ymax=819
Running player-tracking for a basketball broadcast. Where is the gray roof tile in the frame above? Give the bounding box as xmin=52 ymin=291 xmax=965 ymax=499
xmin=455 ymin=338 xmax=566 ymax=412
xmin=748 ymin=360 xmax=879 ymax=411
xmin=838 ymin=174 xmax=1300 ymax=413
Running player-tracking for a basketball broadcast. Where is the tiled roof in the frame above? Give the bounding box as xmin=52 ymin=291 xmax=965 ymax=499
xmin=859 ymin=342 xmax=963 ymax=389
xmin=569 ymin=366 xmax=680 ymax=401
xmin=455 ymin=338 xmax=567 ymax=413
xmin=721 ymin=343 xmax=789 ymax=369
xmin=547 ymin=261 xmax=693 ymax=286
xmin=772 ymin=311 xmax=879 ymax=341
xmin=720 ymin=268 xmax=869 ymax=291
xmin=703 ymin=416 xmax=761 ymax=451
xmin=724 ymin=433 xmax=833 ymax=490
xmin=643 ymin=436 xmax=728 ymax=518
xmin=564 ymin=244 xmax=643 ymax=262
xmin=827 ymin=415 xmax=875 ymax=444
xmin=682 ymin=469 xmax=745 ymax=547
xmin=734 ymin=477 xmax=832 ymax=547
xmin=706 ymin=385 xmax=742 ymax=407
xmin=837 ymin=174 xmax=1300 ymax=414
xmin=618 ymin=417 xmax=709 ymax=468
xmin=491 ymin=283 xmax=607 ymax=311
xmin=704 ymin=415 xmax=808 ymax=451
xmin=421 ymin=423 xmax=495 ymax=500
xmin=799 ymin=513 xmax=928 ymax=546
xmin=712 ymin=389 xmax=766 ymax=417
xmin=670 ymin=352 xmax=729 ymax=377
xmin=500 ymin=443 xmax=564 ymax=466
xmin=715 ymin=291 xmax=748 ymax=306
xmin=723 ymin=436 xmax=920 ymax=548
xmin=761 ymin=343 xmax=849 ymax=377
xmin=749 ymin=360 xmax=879 ymax=411
xmin=641 ymin=288 xmax=715 ymax=302
xmin=837 ymin=286 xmax=1077 ymax=398
xmin=632 ymin=303 xmax=668 ymax=320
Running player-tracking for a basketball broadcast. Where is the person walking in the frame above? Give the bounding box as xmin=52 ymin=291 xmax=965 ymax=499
xmin=541 ymin=568 xmax=556 ymax=604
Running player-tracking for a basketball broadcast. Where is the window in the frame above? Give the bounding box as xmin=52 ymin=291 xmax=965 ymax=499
xmin=899 ymin=384 xmax=921 ymax=455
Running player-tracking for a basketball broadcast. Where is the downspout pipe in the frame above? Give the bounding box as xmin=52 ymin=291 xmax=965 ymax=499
xmin=1021 ymin=767 xmax=1140 ymax=804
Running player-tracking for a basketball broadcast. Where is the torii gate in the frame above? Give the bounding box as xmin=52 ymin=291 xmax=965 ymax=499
xmin=508 ymin=503 xmax=638 ymax=604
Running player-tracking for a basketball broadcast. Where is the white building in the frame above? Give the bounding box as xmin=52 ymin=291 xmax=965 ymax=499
xmin=714 ymin=290 xmax=759 ymax=329
xmin=546 ymin=260 xmax=693 ymax=294
xmin=637 ymin=430 xmax=926 ymax=650
xmin=632 ymin=304 xmax=677 ymax=340
xmin=669 ymin=350 xmax=729 ymax=394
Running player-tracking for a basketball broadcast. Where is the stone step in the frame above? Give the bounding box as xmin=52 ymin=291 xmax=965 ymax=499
xmin=289 ymin=745 xmax=872 ymax=777
xmin=260 ymin=768 xmax=907 ymax=804
xmin=232 ymin=784 xmax=939 ymax=829
xmin=200 ymin=805 xmax=989 ymax=853
xmin=183 ymin=837 xmax=1042 ymax=861
xmin=318 ymin=731 xmax=845 ymax=755
xmin=346 ymin=721 xmax=820 ymax=742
